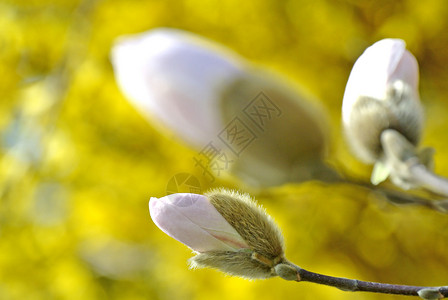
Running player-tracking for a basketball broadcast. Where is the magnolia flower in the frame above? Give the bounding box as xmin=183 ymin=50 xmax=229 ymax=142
xmin=341 ymin=39 xmax=448 ymax=196
xmin=112 ymin=28 xmax=334 ymax=187
xmin=342 ymin=39 xmax=427 ymax=185
xmin=342 ymin=38 xmax=423 ymax=164
xmin=149 ymin=189 xmax=288 ymax=279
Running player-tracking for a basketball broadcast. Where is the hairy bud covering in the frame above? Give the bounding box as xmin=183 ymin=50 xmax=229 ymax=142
xmin=150 ymin=189 xmax=287 ymax=279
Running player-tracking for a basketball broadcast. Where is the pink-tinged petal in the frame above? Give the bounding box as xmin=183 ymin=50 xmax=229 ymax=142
xmin=149 ymin=194 xmax=249 ymax=252
xmin=111 ymin=28 xmax=245 ymax=148
xmin=342 ymin=38 xmax=419 ymax=125
xmin=388 ymin=49 xmax=419 ymax=90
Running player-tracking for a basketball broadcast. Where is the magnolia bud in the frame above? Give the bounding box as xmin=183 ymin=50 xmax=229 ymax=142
xmin=112 ymin=28 xmax=336 ymax=187
xmin=149 ymin=189 xmax=286 ymax=279
xmin=274 ymin=263 xmax=299 ymax=281
xmin=418 ymin=288 xmax=444 ymax=300
xmin=342 ymin=38 xmax=423 ymax=165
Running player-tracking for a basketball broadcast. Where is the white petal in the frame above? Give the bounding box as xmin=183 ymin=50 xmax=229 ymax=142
xmin=111 ymin=28 xmax=245 ymax=148
xmin=149 ymin=193 xmax=249 ymax=252
xmin=342 ymin=38 xmax=419 ymax=125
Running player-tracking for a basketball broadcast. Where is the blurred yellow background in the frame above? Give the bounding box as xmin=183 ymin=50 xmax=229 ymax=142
xmin=1 ymin=0 xmax=448 ymax=299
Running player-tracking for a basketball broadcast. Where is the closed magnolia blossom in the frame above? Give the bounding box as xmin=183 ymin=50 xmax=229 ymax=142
xmin=112 ymin=28 xmax=334 ymax=187
xmin=342 ymin=39 xmax=428 ymax=186
xmin=342 ymin=38 xmax=423 ymax=164
xmin=149 ymin=189 xmax=287 ymax=279
xmin=342 ymin=39 xmax=448 ymax=196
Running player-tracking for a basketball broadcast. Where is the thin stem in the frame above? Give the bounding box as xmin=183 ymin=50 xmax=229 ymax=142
xmin=327 ymin=171 xmax=448 ymax=213
xmin=290 ymin=263 xmax=448 ymax=297
xmin=357 ymin=180 xmax=447 ymax=212
xmin=410 ymin=164 xmax=448 ymax=198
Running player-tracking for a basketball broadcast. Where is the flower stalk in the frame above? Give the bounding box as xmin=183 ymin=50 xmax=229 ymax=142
xmin=289 ymin=263 xmax=448 ymax=299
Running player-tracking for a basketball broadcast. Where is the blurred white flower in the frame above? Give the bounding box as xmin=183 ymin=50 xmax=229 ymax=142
xmin=112 ymin=28 xmax=333 ymax=187
xmin=111 ymin=28 xmax=245 ymax=147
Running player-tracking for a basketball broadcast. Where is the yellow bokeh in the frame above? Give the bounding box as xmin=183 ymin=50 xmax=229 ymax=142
xmin=1 ymin=0 xmax=448 ymax=299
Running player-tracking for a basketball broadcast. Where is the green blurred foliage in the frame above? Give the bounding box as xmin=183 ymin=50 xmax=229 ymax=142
xmin=1 ymin=0 xmax=448 ymax=299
